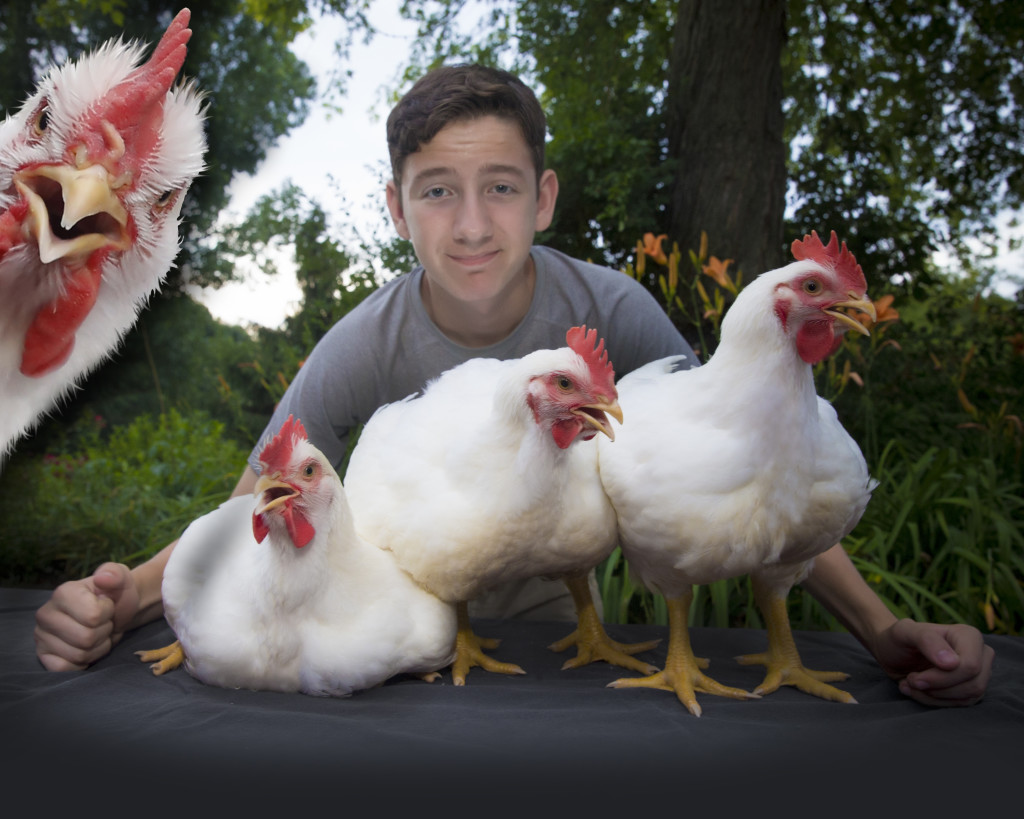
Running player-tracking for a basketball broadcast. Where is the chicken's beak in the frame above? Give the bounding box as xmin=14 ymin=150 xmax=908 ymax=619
xmin=826 ymin=293 xmax=877 ymax=337
xmin=574 ymin=398 xmax=624 ymax=442
xmin=14 ymin=163 xmax=131 ymax=265
xmin=254 ymin=473 xmax=299 ymax=516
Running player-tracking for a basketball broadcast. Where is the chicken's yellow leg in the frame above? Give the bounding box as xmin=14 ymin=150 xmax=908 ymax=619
xmin=136 ymin=640 xmax=185 ymax=676
xmin=608 ymin=592 xmax=758 ymax=716
xmin=736 ymin=575 xmax=856 ymax=704
xmin=549 ymin=573 xmax=659 ymax=674
xmin=450 ymin=601 xmax=526 ymax=686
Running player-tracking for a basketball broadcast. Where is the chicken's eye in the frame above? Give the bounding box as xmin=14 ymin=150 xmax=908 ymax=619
xmin=154 ymin=189 xmax=178 ymax=211
xmin=33 ymin=105 xmax=50 ymax=136
xmin=803 ymin=278 xmax=822 ymax=295
xmin=301 ymin=461 xmax=318 ymax=480
xmin=556 ymin=376 xmax=574 ymax=393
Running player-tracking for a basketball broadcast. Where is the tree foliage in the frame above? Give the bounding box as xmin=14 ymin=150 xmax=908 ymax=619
xmin=785 ymin=0 xmax=1024 ymax=295
xmin=389 ymin=0 xmax=1024 ymax=300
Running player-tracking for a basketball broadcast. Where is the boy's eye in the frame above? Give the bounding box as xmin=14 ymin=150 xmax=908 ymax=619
xmin=493 ymin=183 xmax=512 ymax=194
xmin=425 ymin=187 xmax=448 ymax=199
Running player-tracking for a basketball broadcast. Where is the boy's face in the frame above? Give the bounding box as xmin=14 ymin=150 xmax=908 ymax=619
xmin=386 ymin=115 xmax=557 ymax=309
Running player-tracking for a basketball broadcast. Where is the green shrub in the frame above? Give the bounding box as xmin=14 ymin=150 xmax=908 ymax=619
xmin=0 ymin=409 xmax=248 ymax=587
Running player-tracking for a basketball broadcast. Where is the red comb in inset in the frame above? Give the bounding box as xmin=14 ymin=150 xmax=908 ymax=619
xmin=259 ymin=415 xmax=307 ymax=473
xmin=124 ymin=8 xmax=192 ymax=102
xmin=566 ymin=325 xmax=616 ymax=394
xmin=791 ymin=230 xmax=867 ymax=292
xmin=80 ymin=9 xmax=192 ymax=169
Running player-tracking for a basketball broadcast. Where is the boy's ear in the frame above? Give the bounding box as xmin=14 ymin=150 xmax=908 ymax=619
xmin=386 ymin=180 xmax=411 ymax=240
xmin=534 ymin=169 xmax=558 ymax=232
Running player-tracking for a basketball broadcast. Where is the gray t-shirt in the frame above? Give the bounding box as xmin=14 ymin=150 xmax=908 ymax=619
xmin=246 ymin=246 xmax=697 ymax=621
xmin=249 ymin=245 xmax=696 ymax=472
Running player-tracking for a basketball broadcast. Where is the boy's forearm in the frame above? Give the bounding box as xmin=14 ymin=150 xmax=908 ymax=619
xmin=801 ymin=543 xmax=897 ymax=654
xmin=126 ymin=542 xmax=174 ymax=629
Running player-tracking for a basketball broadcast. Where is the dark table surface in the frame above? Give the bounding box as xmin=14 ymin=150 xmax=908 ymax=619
xmin=2 ymin=587 xmax=1020 ymax=813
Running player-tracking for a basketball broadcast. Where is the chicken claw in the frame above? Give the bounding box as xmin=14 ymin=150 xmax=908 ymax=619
xmin=451 ymin=601 xmax=526 ymax=685
xmin=609 ymin=666 xmax=758 ymax=717
xmin=607 ymin=596 xmax=758 ymax=716
xmin=740 ymin=577 xmax=857 ymax=704
xmin=549 ymin=574 xmax=660 ymax=674
xmin=736 ymin=650 xmax=855 ymax=703
xmin=136 ymin=640 xmax=185 ymax=676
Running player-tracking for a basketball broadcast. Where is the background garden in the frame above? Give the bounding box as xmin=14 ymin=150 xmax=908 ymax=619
xmin=1 ymin=0 xmax=1021 ymax=636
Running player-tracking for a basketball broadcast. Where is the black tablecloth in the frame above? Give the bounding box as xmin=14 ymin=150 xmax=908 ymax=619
xmin=2 ymin=587 xmax=1020 ymax=813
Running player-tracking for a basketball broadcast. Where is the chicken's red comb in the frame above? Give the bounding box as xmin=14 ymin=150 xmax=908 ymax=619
xmin=258 ymin=415 xmax=308 ymax=472
xmin=791 ymin=230 xmax=867 ymax=292
xmin=566 ymin=325 xmax=616 ymax=394
xmin=81 ymin=9 xmax=192 ymax=168
xmin=117 ymin=9 xmax=192 ymax=112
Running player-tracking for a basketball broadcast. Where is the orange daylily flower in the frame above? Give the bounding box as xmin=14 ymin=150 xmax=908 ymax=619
xmin=854 ymin=294 xmax=900 ymax=330
xmin=872 ymin=294 xmax=900 ymax=324
xmin=702 ymin=256 xmax=735 ymax=291
xmin=642 ymin=233 xmax=668 ymax=265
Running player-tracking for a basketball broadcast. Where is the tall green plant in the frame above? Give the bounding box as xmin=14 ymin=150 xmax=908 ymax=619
xmin=846 ymin=442 xmax=1024 ymax=635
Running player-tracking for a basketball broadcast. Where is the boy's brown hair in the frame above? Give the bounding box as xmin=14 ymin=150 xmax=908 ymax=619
xmin=386 ymin=64 xmax=547 ymax=190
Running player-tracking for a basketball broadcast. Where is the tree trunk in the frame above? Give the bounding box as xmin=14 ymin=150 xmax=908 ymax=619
xmin=667 ymin=0 xmax=787 ymax=283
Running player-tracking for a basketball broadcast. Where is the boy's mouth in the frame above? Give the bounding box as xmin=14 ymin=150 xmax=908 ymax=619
xmin=450 ymin=250 xmax=500 ymax=267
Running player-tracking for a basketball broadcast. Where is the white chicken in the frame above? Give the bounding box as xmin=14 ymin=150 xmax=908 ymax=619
xmin=344 ymin=326 xmax=658 ymax=685
xmin=137 ymin=415 xmax=458 ymax=696
xmin=0 ymin=9 xmax=206 ymax=460
xmin=598 ymin=231 xmax=878 ymax=715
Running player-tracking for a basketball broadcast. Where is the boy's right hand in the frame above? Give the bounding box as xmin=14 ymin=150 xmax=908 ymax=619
xmin=34 ymin=562 xmax=141 ymax=671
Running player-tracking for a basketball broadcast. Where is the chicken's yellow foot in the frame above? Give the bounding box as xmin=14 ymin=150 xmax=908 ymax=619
xmin=413 ymin=671 xmax=443 ymax=683
xmin=451 ymin=601 xmax=525 ymax=686
xmin=607 ymin=594 xmax=757 ymax=716
xmin=736 ymin=650 xmax=854 ymax=702
xmin=135 ymin=640 xmax=184 ymax=676
xmin=549 ymin=574 xmax=659 ymax=674
xmin=741 ymin=577 xmax=856 ymax=704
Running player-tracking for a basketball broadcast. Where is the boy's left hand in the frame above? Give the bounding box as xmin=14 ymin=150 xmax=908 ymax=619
xmin=873 ymin=619 xmax=994 ymax=707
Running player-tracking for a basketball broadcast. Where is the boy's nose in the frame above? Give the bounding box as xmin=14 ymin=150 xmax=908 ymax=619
xmin=453 ymin=193 xmax=492 ymax=243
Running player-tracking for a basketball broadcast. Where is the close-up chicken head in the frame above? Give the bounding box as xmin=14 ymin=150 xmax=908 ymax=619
xmin=0 ymin=8 xmax=207 ymax=462
xmin=3 ymin=8 xmax=205 ymax=377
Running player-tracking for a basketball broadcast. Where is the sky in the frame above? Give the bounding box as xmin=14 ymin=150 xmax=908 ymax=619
xmin=191 ymin=4 xmax=417 ymax=328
